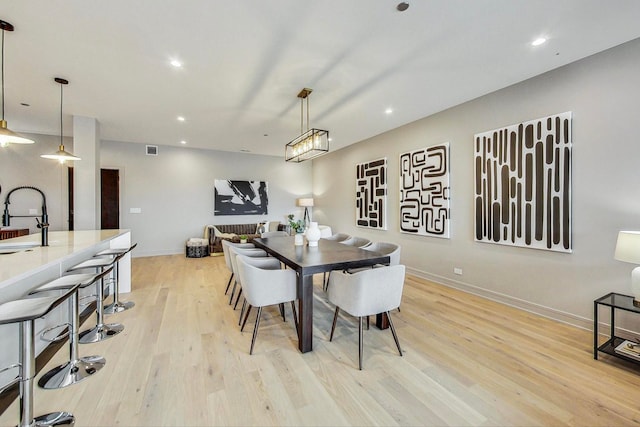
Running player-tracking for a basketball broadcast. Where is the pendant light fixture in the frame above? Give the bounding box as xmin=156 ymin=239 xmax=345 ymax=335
xmin=41 ymin=77 xmax=80 ymax=163
xmin=0 ymin=19 xmax=34 ymax=147
xmin=285 ymin=88 xmax=329 ymax=162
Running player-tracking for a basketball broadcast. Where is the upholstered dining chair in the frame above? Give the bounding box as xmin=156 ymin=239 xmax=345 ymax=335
xmin=260 ymin=231 xmax=289 ymax=238
xmin=221 ymin=240 xmax=255 ymax=295
xmin=340 ymin=236 xmax=372 ymax=248
xmin=322 ymin=236 xmax=372 ymax=290
xmin=327 ymin=264 xmax=405 ymax=370
xmin=323 ymin=232 xmax=351 ymax=242
xmin=346 ymin=242 xmax=401 ymax=274
xmin=227 ymin=246 xmax=267 ymax=308
xmin=235 ymin=255 xmax=299 ymax=355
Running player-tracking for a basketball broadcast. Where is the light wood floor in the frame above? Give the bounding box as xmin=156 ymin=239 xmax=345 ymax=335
xmin=2 ymin=254 xmax=640 ymax=426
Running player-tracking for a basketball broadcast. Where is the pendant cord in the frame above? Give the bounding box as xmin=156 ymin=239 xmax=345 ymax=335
xmin=1 ymin=29 xmax=5 ymax=121
xmin=59 ymin=82 xmax=63 ymax=146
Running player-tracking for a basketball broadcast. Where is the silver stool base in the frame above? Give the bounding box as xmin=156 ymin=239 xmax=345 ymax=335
xmin=78 ymin=323 xmax=124 ymax=344
xmin=103 ymin=300 xmax=135 ymax=314
xmin=38 ymin=356 xmax=106 ymax=389
xmin=33 ymin=411 xmax=75 ymax=426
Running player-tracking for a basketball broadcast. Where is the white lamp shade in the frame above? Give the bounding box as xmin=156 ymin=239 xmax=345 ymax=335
xmin=297 ymin=198 xmax=314 ymax=207
xmin=615 ymin=231 xmax=640 ymax=264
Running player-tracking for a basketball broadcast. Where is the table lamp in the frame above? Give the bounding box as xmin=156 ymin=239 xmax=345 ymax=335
xmin=297 ymin=198 xmax=314 ymax=226
xmin=614 ymin=230 xmax=640 ymax=304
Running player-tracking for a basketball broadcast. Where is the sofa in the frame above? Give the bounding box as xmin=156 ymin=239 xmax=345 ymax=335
xmin=207 ymin=222 xmax=285 ymax=254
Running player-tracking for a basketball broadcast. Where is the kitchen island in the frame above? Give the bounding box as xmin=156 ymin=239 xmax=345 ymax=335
xmin=0 ymin=229 xmax=132 ymax=386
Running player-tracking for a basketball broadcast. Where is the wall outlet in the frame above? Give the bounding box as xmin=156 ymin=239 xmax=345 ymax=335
xmin=454 ymin=267 xmax=463 ymax=275
xmin=129 ymin=207 xmax=142 ymax=214
xmin=29 ymin=208 xmax=37 ymax=215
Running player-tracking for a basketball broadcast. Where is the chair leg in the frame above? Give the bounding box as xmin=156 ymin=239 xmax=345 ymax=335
xmin=238 ymin=299 xmax=246 ymax=326
xmin=366 ymin=315 xmax=370 ymax=330
xmin=241 ymin=305 xmax=253 ymax=332
xmin=233 ymin=288 xmax=243 ymax=310
xmin=358 ymin=316 xmax=364 ymax=370
xmin=225 ymin=273 xmax=234 ymax=295
xmin=228 ymin=281 xmax=237 ymax=305
xmin=279 ymin=303 xmax=285 ymax=322
xmin=329 ymin=307 xmax=340 ymax=341
xmin=249 ymin=307 xmax=263 ymax=355
xmin=386 ymin=311 xmax=403 ymax=356
xmin=290 ymin=301 xmax=299 ymax=336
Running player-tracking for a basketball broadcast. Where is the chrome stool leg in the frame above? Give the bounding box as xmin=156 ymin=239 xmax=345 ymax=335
xmin=38 ymin=289 xmax=105 ymax=389
xmin=79 ymin=269 xmax=124 ymax=343
xmin=95 ymin=244 xmax=137 ymax=314
xmin=103 ymin=252 xmax=135 ymax=314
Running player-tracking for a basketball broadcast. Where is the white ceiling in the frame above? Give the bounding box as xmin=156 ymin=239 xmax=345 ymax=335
xmin=2 ymin=1 xmax=640 ymax=157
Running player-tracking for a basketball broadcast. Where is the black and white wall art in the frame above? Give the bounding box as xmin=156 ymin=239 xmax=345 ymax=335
xmin=399 ymin=143 xmax=450 ymax=238
xmin=214 ymin=179 xmax=268 ymax=215
xmin=474 ymin=112 xmax=572 ymax=252
xmin=356 ymin=158 xmax=387 ymax=229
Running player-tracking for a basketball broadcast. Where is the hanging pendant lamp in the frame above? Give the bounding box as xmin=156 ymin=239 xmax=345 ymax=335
xmin=0 ymin=19 xmax=34 ymax=147
xmin=284 ymin=88 xmax=329 ymax=162
xmin=41 ymin=77 xmax=80 ymax=163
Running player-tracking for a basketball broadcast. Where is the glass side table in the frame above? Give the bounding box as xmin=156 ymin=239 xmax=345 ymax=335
xmin=594 ymin=292 xmax=640 ymax=363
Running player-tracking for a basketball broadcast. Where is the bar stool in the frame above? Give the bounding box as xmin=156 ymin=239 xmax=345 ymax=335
xmin=67 ymin=258 xmax=124 ymax=343
xmin=0 ymin=293 xmax=75 ymax=426
xmin=28 ymin=268 xmax=113 ymax=389
xmin=93 ymin=243 xmax=137 ymax=314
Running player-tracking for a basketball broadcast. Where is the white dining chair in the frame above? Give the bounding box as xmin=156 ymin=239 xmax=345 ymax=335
xmin=323 ymin=233 xmax=351 ymax=242
xmin=327 ymin=264 xmax=405 ymax=370
xmin=260 ymin=231 xmax=289 ymax=238
xmin=227 ymin=245 xmax=267 ymax=308
xmin=236 ymin=255 xmax=299 ymax=355
xmin=340 ymin=236 xmax=371 ymax=248
xmin=221 ymin=240 xmax=255 ymax=295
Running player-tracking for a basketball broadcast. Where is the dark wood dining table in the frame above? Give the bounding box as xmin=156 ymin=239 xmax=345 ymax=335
xmin=252 ymin=236 xmax=390 ymax=353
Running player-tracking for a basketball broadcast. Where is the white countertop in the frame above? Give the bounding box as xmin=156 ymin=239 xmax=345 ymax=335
xmin=0 ymin=229 xmax=130 ymax=290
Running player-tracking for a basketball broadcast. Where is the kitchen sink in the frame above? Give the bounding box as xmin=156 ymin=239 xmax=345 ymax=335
xmin=0 ymin=242 xmax=40 ymax=255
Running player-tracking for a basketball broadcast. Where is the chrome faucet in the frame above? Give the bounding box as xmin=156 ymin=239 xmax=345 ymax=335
xmin=2 ymin=186 xmax=49 ymax=246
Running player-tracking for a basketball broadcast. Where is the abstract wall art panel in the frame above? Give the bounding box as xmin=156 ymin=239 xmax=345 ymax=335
xmin=473 ymin=112 xmax=572 ymax=252
xmin=356 ymin=158 xmax=387 ymax=229
xmin=399 ymin=143 xmax=450 ymax=238
xmin=214 ymin=179 xmax=268 ymax=215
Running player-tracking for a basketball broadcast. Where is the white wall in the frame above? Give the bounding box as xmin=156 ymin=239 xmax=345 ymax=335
xmin=100 ymin=141 xmax=313 ymax=257
xmin=0 ymin=134 xmax=72 ymax=233
xmin=312 ymin=38 xmax=640 ymax=328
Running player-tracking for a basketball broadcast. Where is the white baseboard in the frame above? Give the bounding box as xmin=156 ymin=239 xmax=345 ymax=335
xmin=406 ymin=266 xmax=594 ymax=332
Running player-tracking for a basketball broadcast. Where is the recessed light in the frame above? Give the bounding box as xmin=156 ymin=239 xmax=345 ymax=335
xmin=531 ymin=37 xmax=547 ymax=47
xmin=240 ymin=149 xmax=251 ymax=152
xmin=328 ymin=137 xmax=333 ymax=142
xmin=397 ymin=2 xmax=409 ymax=12
xmin=180 ymin=140 xmax=187 ymax=145
xmin=385 ymin=108 xmax=393 ymax=115
xmin=170 ymin=59 xmax=183 ymax=68
xmin=177 ymin=116 xmax=185 ymax=122
xmin=20 ymin=102 xmax=30 ymax=107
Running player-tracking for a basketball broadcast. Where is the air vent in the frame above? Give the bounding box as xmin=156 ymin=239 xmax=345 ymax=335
xmin=146 ymin=145 xmax=158 ymax=156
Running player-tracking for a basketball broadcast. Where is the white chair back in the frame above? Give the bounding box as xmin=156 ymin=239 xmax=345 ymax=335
xmin=324 ymin=233 xmax=351 ymax=242
xmin=261 ymin=231 xmax=289 ymax=238
xmin=221 ymin=240 xmax=255 ymax=272
xmin=235 ymin=256 xmax=297 ymax=309
xmin=328 ymin=265 xmax=405 ymax=317
xmin=228 ymin=246 xmax=268 ymax=284
xmin=364 ymin=242 xmax=401 ymax=266
xmin=340 ymin=236 xmax=371 ymax=248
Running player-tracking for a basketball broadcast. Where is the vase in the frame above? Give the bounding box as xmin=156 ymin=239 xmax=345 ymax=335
xmin=305 ymin=222 xmax=321 ymax=247
xmin=294 ymin=233 xmax=304 ymax=246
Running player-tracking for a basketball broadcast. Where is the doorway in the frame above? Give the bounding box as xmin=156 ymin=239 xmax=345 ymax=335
xmin=101 ymin=169 xmax=120 ymax=229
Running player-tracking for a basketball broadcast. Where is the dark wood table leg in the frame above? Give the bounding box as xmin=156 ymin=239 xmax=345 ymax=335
xmin=297 ymin=273 xmax=314 ymax=353
xmin=375 ymin=312 xmax=390 ymax=330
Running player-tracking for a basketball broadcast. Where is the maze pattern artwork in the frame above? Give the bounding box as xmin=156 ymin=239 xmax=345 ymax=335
xmin=399 ymin=143 xmax=450 ymax=238
xmin=355 ymin=158 xmax=387 ymax=229
xmin=474 ymin=112 xmax=572 ymax=252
